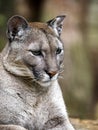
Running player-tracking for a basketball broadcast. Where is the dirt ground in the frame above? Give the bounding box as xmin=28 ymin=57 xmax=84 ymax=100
xmin=71 ymin=118 xmax=98 ymax=130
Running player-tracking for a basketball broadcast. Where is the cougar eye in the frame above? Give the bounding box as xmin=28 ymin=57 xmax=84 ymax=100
xmin=56 ymin=48 xmax=62 ymax=55
xmin=29 ymin=50 xmax=42 ymax=56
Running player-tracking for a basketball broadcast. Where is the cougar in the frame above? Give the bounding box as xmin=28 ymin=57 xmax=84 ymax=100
xmin=0 ymin=15 xmax=75 ymax=130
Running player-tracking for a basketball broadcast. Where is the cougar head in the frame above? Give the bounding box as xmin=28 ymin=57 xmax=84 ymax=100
xmin=3 ymin=15 xmax=65 ymax=87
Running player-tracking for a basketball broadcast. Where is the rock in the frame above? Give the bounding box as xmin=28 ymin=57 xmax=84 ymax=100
xmin=70 ymin=118 xmax=98 ymax=130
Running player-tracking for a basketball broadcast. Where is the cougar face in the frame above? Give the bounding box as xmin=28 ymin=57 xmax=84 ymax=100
xmin=3 ymin=15 xmax=65 ymax=87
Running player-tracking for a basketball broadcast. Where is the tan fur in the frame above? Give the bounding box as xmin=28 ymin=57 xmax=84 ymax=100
xmin=29 ymin=22 xmax=55 ymax=35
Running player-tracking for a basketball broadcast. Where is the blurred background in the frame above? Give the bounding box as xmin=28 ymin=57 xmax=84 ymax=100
xmin=0 ymin=0 xmax=98 ymax=120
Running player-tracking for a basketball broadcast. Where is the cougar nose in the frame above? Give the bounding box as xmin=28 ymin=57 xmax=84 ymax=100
xmin=45 ymin=70 xmax=57 ymax=79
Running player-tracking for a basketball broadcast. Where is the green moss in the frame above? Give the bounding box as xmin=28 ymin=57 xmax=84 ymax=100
xmin=0 ymin=36 xmax=6 ymax=51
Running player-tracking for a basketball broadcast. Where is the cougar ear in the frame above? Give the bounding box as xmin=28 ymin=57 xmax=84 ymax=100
xmin=47 ymin=15 xmax=66 ymax=36
xmin=7 ymin=15 xmax=28 ymax=42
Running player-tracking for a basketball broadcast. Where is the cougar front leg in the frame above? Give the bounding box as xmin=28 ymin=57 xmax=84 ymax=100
xmin=0 ymin=125 xmax=27 ymax=130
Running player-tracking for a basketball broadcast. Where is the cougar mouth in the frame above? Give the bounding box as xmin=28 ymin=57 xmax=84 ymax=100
xmin=36 ymin=74 xmax=58 ymax=87
xmin=32 ymin=68 xmax=58 ymax=87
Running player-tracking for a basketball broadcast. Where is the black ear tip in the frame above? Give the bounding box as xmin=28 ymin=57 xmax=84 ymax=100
xmin=8 ymin=15 xmax=26 ymax=21
xmin=7 ymin=15 xmax=28 ymax=26
xmin=56 ymin=15 xmax=66 ymax=20
xmin=8 ymin=15 xmax=21 ymax=23
xmin=57 ymin=15 xmax=66 ymax=17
